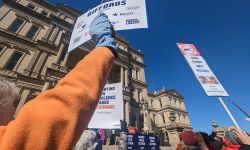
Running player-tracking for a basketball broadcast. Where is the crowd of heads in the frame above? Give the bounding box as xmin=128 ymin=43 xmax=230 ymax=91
xmin=178 ymin=127 xmax=250 ymax=150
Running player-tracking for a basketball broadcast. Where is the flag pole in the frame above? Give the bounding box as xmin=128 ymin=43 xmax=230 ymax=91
xmin=218 ymin=97 xmax=241 ymax=130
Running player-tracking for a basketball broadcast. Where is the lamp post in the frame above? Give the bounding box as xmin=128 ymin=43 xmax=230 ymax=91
xmin=139 ymin=98 xmax=149 ymax=134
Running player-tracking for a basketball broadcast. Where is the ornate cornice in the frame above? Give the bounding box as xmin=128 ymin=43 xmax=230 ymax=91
xmin=17 ymin=74 xmax=44 ymax=90
xmin=116 ymin=34 xmax=130 ymax=45
xmin=129 ymin=47 xmax=145 ymax=57
xmin=51 ymin=15 xmax=73 ymax=30
xmin=148 ymin=106 xmax=188 ymax=114
xmin=148 ymin=90 xmax=184 ymax=99
xmin=0 ymin=28 xmax=36 ymax=51
xmin=56 ymin=3 xmax=82 ymax=18
xmin=130 ymin=58 xmax=146 ymax=68
xmin=131 ymin=78 xmax=147 ymax=88
xmin=4 ymin=0 xmax=51 ymax=24
xmin=46 ymin=67 xmax=67 ymax=79
xmin=31 ymin=0 xmax=58 ymax=12
xmin=37 ymin=40 xmax=59 ymax=55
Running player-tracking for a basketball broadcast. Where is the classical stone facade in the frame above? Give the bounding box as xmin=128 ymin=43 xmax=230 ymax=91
xmin=148 ymin=90 xmax=192 ymax=147
xmin=0 ymin=0 xmax=148 ymax=127
xmin=0 ymin=0 xmax=191 ymax=147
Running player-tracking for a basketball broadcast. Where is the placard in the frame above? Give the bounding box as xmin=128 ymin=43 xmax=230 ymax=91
xmin=177 ymin=43 xmax=229 ymax=97
xmin=88 ymin=82 xmax=123 ymax=129
xmin=69 ymin=0 xmax=148 ymax=52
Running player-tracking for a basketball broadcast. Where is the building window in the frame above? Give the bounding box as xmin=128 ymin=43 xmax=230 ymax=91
xmin=5 ymin=52 xmax=22 ymax=70
xmin=41 ymin=10 xmax=48 ymax=16
xmin=162 ymin=114 xmax=165 ymax=124
xmin=159 ymin=99 xmax=162 ymax=108
xmin=136 ymin=70 xmax=139 ymax=80
xmin=9 ymin=19 xmax=24 ymax=33
xmin=27 ymin=3 xmax=36 ymax=10
xmin=26 ymin=26 xmax=39 ymax=40
xmin=137 ymin=90 xmax=141 ymax=101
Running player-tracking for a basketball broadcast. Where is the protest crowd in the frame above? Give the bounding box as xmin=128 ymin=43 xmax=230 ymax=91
xmin=177 ymin=127 xmax=250 ymax=150
xmin=74 ymin=123 xmax=250 ymax=150
xmin=0 ymin=6 xmax=249 ymax=150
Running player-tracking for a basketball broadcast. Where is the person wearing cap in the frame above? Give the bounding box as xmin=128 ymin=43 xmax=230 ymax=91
xmin=0 ymin=12 xmax=117 ymax=150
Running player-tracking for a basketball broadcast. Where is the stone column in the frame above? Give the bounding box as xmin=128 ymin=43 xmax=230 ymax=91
xmin=32 ymin=51 xmax=47 ymax=76
xmin=62 ymin=52 xmax=70 ymax=67
xmin=15 ymin=89 xmax=30 ymax=116
xmin=0 ymin=7 xmax=10 ymax=21
xmin=120 ymin=67 xmax=124 ymax=86
xmin=42 ymin=81 xmax=51 ymax=91
xmin=54 ymin=42 xmax=65 ymax=64
xmin=43 ymin=25 xmax=54 ymax=41
xmin=24 ymin=50 xmax=40 ymax=75
xmin=125 ymin=101 xmax=130 ymax=123
xmin=49 ymin=27 xmax=59 ymax=43
xmin=125 ymin=69 xmax=128 ymax=87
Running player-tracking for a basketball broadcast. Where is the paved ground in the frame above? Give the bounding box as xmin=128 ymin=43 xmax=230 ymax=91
xmin=102 ymin=145 xmax=175 ymax=150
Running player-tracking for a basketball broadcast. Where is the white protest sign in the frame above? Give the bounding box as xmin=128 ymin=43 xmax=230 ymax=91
xmin=68 ymin=0 xmax=148 ymax=52
xmin=177 ymin=43 xmax=229 ymax=97
xmin=88 ymin=82 xmax=123 ymax=129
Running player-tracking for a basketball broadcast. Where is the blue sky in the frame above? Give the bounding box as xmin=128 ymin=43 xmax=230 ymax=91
xmin=48 ymin=0 xmax=250 ymax=133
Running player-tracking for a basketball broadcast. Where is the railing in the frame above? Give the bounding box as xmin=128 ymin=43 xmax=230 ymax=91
xmin=51 ymin=63 xmax=68 ymax=73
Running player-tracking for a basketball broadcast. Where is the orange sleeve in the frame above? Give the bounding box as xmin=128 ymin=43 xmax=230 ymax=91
xmin=0 ymin=47 xmax=115 ymax=150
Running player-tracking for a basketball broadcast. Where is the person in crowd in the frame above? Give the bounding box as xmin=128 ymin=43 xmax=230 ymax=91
xmin=215 ymin=129 xmax=241 ymax=150
xmin=196 ymin=132 xmax=210 ymax=150
xmin=104 ymin=129 xmax=111 ymax=145
xmin=109 ymin=130 xmax=116 ymax=145
xmin=177 ymin=129 xmax=202 ymax=150
xmin=120 ymin=119 xmax=128 ymax=132
xmin=0 ymin=77 xmax=19 ymax=125
xmin=208 ymin=131 xmax=223 ymax=150
xmin=0 ymin=12 xmax=117 ymax=149
xmin=128 ymin=124 xmax=137 ymax=134
xmin=97 ymin=129 xmax=105 ymax=150
xmin=74 ymin=130 xmax=98 ymax=150
xmin=229 ymin=127 xmax=250 ymax=150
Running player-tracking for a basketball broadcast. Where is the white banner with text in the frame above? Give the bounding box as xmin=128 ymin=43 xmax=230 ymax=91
xmin=88 ymin=82 xmax=123 ymax=129
xmin=177 ymin=43 xmax=229 ymax=97
xmin=69 ymin=0 xmax=148 ymax=52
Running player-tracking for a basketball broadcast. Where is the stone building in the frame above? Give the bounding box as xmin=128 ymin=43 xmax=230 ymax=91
xmin=148 ymin=89 xmax=192 ymax=147
xmin=0 ymin=0 xmax=148 ymax=128
xmin=0 ymin=0 xmax=191 ymax=147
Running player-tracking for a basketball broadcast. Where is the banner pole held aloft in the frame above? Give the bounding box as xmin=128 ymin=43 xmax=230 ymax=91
xmin=218 ymin=97 xmax=241 ymax=130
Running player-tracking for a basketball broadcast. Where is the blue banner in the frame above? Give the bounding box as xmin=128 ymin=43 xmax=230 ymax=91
xmin=127 ymin=134 xmax=160 ymax=150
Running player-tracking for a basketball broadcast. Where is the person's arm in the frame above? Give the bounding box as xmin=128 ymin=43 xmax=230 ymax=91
xmin=230 ymin=127 xmax=250 ymax=145
xmin=0 ymin=13 xmax=116 ymax=150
